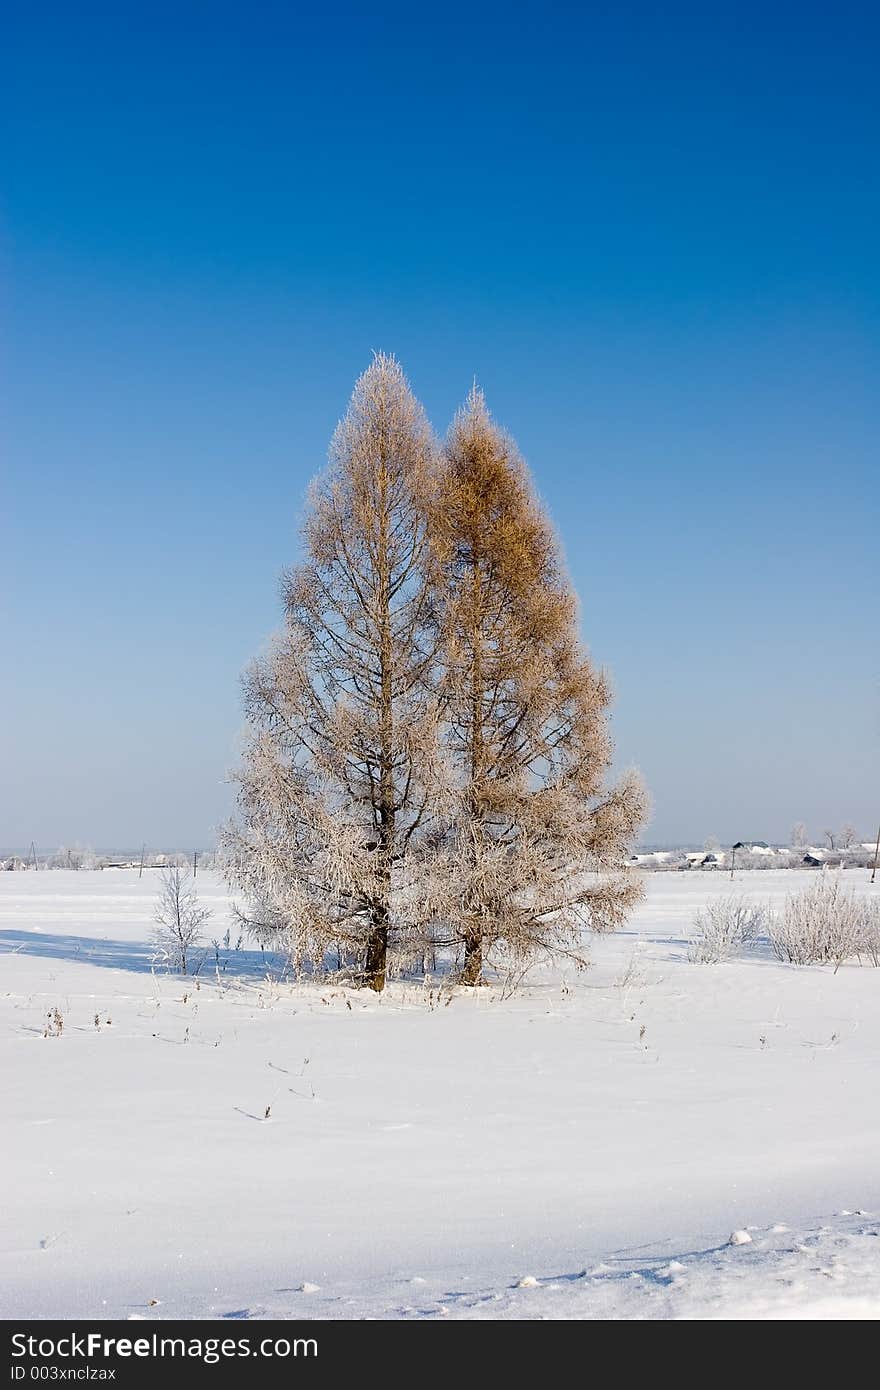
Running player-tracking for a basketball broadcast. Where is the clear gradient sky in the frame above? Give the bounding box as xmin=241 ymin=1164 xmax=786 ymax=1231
xmin=2 ymin=2 xmax=878 ymax=849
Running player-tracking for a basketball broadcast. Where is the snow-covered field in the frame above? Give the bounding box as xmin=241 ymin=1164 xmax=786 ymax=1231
xmin=2 ymin=868 xmax=879 ymax=1321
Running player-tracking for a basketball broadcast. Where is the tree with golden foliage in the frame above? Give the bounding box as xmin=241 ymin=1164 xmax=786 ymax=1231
xmin=428 ymin=388 xmax=645 ymax=985
xmin=221 ymin=355 xmax=442 ymax=990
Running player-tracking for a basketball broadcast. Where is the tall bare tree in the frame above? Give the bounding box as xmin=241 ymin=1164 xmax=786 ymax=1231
xmin=222 ymin=355 xmax=442 ymax=990
xmin=427 ymin=388 xmax=645 ymax=984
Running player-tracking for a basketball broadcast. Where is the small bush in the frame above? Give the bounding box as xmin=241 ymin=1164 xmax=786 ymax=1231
xmin=855 ymin=898 xmax=880 ymax=966
xmin=688 ymin=898 xmax=765 ymax=963
xmin=769 ymin=879 xmax=870 ymax=967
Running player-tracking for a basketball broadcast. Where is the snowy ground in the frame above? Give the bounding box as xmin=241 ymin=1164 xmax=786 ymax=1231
xmin=2 ymin=868 xmax=879 ymax=1321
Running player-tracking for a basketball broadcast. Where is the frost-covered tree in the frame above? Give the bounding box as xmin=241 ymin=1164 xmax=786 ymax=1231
xmin=153 ymin=866 xmax=211 ymax=974
xmin=791 ymin=822 xmax=808 ymax=848
xmin=48 ymin=846 xmax=85 ymax=870
xmin=426 ymin=388 xmax=646 ymax=984
xmin=222 ymin=355 xmax=442 ymax=990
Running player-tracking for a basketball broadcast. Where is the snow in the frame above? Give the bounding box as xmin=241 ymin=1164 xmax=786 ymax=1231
xmin=384 ymin=1212 xmax=880 ymax=1319
xmin=2 ymin=867 xmax=879 ymax=1321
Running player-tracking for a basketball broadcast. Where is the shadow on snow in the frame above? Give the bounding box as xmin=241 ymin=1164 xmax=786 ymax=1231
xmin=0 ymin=929 xmax=285 ymax=979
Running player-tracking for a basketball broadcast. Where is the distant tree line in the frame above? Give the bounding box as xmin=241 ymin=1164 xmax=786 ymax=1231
xmin=1 ymin=848 xmax=220 ymax=872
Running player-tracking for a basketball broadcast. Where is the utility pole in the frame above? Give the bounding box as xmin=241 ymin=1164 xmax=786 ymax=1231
xmin=28 ymin=841 xmax=38 ymax=870
xmin=138 ymin=844 xmax=146 ymax=879
xmin=193 ymin=849 xmax=198 ymax=877
xmin=871 ymin=825 xmax=880 ymax=885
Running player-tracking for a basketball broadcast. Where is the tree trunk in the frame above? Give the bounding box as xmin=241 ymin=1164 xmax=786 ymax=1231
xmin=365 ymin=452 xmax=395 ymax=995
xmin=460 ymin=931 xmax=482 ymax=986
xmin=364 ymin=909 xmax=388 ymax=991
xmin=461 ymin=548 xmax=486 ymax=988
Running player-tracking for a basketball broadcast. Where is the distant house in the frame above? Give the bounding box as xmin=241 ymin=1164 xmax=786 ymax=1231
xmin=733 ymin=840 xmax=773 ymax=854
xmin=801 ymin=849 xmax=842 ymax=867
xmin=683 ymin=850 xmax=725 ymax=869
xmin=629 ymin=851 xmax=674 ymax=868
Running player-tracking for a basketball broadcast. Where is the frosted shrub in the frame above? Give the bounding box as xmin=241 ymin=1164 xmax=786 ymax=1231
xmin=855 ymin=898 xmax=880 ymax=966
xmin=769 ymin=879 xmax=865 ymax=968
xmin=688 ymin=898 xmax=765 ymax=963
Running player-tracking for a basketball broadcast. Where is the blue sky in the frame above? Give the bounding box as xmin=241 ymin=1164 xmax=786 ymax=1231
xmin=2 ymin=2 xmax=878 ymax=848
